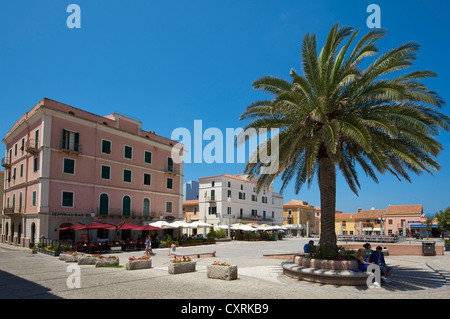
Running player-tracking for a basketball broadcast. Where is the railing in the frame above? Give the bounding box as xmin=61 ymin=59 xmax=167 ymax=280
xmin=59 ymin=140 xmax=82 ymax=153
xmin=25 ymin=139 xmax=40 ymax=155
xmin=3 ymin=208 xmax=14 ymax=215
xmin=1 ymin=157 xmax=11 ymax=168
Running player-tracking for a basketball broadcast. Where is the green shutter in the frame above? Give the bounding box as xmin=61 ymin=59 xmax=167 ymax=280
xmin=64 ymin=158 xmax=75 ymax=174
xmin=74 ymin=132 xmax=79 ymax=152
xmin=124 ymin=146 xmax=132 ymax=159
xmin=122 ymin=196 xmax=131 ymax=216
xmin=101 ymin=166 xmax=110 ymax=179
xmin=32 ymin=191 xmax=36 ymax=206
xmin=145 ymin=151 xmax=152 ymax=163
xmin=99 ymin=194 xmax=109 ymax=215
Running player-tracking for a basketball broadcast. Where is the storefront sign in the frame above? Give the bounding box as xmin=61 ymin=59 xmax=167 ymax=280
xmin=51 ymin=212 xmax=93 ymax=218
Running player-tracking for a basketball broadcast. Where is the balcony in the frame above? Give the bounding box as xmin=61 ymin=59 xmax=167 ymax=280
xmin=59 ymin=140 xmax=82 ymax=155
xmin=3 ymin=208 xmax=14 ymax=215
xmin=206 ymin=196 xmax=216 ymax=202
xmin=1 ymin=157 xmax=11 ymax=169
xmin=25 ymin=139 xmax=40 ymax=155
xmin=165 ymin=164 xmax=178 ymax=175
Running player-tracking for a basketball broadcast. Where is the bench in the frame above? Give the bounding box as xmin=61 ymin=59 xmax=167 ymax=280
xmin=169 ymin=251 xmax=216 ymax=259
xmin=282 ymin=261 xmax=369 ymax=286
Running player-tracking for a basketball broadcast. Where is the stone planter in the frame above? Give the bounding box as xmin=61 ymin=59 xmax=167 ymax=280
xmin=168 ymin=261 xmax=196 ymax=274
xmin=126 ymin=259 xmax=152 ymax=270
xmin=78 ymin=256 xmax=100 ymax=265
xmin=30 ymin=249 xmax=37 ymax=254
xmin=37 ymin=248 xmax=60 ymax=256
xmin=294 ymin=255 xmax=358 ymax=270
xmin=95 ymin=257 xmax=120 ymax=267
xmin=207 ymin=265 xmax=238 ymax=280
xmin=110 ymin=246 xmax=122 ymax=252
xmin=59 ymin=253 xmax=79 ymax=262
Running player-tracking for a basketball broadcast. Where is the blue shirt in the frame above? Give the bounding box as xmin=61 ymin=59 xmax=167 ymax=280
xmin=357 ymin=257 xmax=370 ymax=271
xmin=304 ymin=243 xmax=314 ymax=253
xmin=370 ymin=251 xmax=385 ymax=266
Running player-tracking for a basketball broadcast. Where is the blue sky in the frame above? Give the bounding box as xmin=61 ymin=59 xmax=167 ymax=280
xmin=1 ymin=1 xmax=449 ymax=215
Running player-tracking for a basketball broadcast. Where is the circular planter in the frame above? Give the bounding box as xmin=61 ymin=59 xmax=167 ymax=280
xmin=168 ymin=261 xmax=196 ymax=274
xmin=126 ymin=259 xmax=152 ymax=270
xmin=294 ymin=255 xmax=358 ymax=270
xmin=207 ymin=265 xmax=238 ymax=280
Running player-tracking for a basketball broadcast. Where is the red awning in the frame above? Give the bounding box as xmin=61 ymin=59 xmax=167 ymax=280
xmin=135 ymin=224 xmax=162 ymax=231
xmin=83 ymin=222 xmax=116 ymax=230
xmin=116 ymin=222 xmax=141 ymax=230
xmin=59 ymin=223 xmax=88 ymax=230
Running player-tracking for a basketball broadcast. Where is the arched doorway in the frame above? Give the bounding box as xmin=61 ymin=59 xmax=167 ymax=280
xmin=30 ymin=223 xmax=36 ymax=246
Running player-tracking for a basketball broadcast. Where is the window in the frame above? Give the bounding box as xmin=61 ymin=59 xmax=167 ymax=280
xmin=208 ymin=206 xmax=217 ymax=215
xmin=19 ymin=193 xmax=22 ymax=213
xmin=62 ymin=129 xmax=80 ymax=152
xmin=35 ymin=130 xmax=39 ymax=148
xmin=124 ymin=145 xmax=133 ymax=159
xmin=227 ymin=190 xmax=231 ymax=198
xmin=227 ymin=207 xmax=231 ymax=214
xmin=20 ymin=164 xmax=23 ymax=178
xmin=212 ymin=181 xmax=215 ymax=187
xmin=143 ymin=198 xmax=150 ymax=217
xmin=166 ymin=178 xmax=173 ymax=189
xmin=63 ymin=158 xmax=75 ymax=174
xmin=166 ymin=201 xmax=173 ymax=213
xmin=238 ymin=192 xmax=245 ymax=200
xmin=21 ymin=138 xmax=24 ymax=152
xmin=144 ymin=151 xmax=152 ymax=164
xmin=101 ymin=165 xmax=111 ymax=180
xmin=32 ymin=191 xmax=37 ymax=207
xmin=101 ymin=140 xmax=112 ymax=154
xmin=33 ymin=157 xmax=39 ymax=172
xmin=262 ymin=196 xmax=267 ymax=204
xmin=228 ymin=182 xmax=231 ymax=187
xmin=13 ymin=167 xmax=16 ymax=180
xmin=99 ymin=194 xmax=109 ymax=215
xmin=122 ymin=196 xmax=131 ymax=216
xmin=62 ymin=192 xmax=74 ymax=207
xmin=123 ymin=169 xmax=132 ymax=183
xmin=252 ymin=194 xmax=257 ymax=202
xmin=144 ymin=173 xmax=151 ymax=186
xmin=210 ymin=189 xmax=215 ymax=200
xmin=167 ymin=157 xmax=174 ymax=172
xmin=15 ymin=144 xmax=17 ymax=156
xmin=388 ymin=219 xmax=393 ymax=225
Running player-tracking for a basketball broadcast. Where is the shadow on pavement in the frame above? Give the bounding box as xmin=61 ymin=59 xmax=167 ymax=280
xmin=357 ymin=266 xmax=446 ymax=291
xmin=0 ymin=269 xmax=62 ymax=299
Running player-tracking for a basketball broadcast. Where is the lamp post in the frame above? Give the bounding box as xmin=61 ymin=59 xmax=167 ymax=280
xmin=227 ymin=197 xmax=231 ymax=238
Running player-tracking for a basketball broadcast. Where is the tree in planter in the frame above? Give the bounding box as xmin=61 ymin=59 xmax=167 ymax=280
xmin=239 ymin=22 xmax=449 ymax=255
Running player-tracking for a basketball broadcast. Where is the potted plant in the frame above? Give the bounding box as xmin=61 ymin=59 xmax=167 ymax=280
xmin=59 ymin=251 xmax=79 ymax=262
xmin=207 ymin=261 xmax=238 ymax=280
xmin=168 ymin=257 xmax=195 ymax=274
xmin=126 ymin=255 xmax=152 ymax=270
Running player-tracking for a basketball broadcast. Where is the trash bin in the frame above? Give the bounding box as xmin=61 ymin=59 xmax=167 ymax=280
xmin=422 ymin=241 xmax=436 ymax=256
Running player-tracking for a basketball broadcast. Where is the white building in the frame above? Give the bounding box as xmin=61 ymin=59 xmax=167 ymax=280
xmin=198 ymin=174 xmax=283 ymax=228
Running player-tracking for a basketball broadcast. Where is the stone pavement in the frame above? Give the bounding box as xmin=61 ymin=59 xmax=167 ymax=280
xmin=0 ymin=238 xmax=449 ymax=300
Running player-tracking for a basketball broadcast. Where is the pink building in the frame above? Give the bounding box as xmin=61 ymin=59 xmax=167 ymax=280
xmin=1 ymin=98 xmax=183 ymax=246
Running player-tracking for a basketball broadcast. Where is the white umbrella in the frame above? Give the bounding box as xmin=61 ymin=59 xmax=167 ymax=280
xmin=146 ymin=221 xmax=177 ymax=229
xmin=267 ymin=225 xmax=287 ymax=231
xmin=231 ymin=225 xmax=257 ymax=231
xmin=170 ymin=221 xmax=196 ymax=228
xmin=191 ymin=221 xmax=213 ymax=228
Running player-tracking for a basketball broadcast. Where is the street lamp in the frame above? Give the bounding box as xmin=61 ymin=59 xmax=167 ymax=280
xmin=227 ymin=197 xmax=231 ymax=238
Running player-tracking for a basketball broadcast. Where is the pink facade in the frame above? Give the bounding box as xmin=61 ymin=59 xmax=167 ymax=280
xmin=1 ymin=98 xmax=183 ymax=246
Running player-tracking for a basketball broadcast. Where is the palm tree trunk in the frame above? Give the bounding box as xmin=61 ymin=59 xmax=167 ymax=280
xmin=318 ymin=156 xmax=338 ymax=255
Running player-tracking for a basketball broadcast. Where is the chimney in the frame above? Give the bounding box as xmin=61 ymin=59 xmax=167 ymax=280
xmin=357 ymin=208 xmax=362 ymax=213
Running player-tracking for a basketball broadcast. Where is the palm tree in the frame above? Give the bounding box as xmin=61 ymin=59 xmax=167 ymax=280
xmin=239 ymin=22 xmax=449 ymax=255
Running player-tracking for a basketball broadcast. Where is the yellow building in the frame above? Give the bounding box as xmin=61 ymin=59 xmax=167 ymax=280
xmin=283 ymin=200 xmax=315 ymax=236
xmin=182 ymin=200 xmax=199 ymax=222
xmin=334 ymin=213 xmax=357 ymax=235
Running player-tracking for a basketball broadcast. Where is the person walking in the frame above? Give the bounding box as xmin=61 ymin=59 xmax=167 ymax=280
xmin=145 ymin=236 xmax=153 ymax=256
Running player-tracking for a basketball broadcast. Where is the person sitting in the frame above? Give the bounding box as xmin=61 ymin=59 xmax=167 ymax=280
xmin=370 ymin=246 xmax=393 ymax=283
xmin=303 ymin=240 xmax=315 ymax=254
xmin=356 ymin=248 xmax=375 ymax=272
xmin=363 ymin=243 xmax=373 ymax=260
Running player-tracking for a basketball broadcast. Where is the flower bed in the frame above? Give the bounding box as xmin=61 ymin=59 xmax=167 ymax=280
xmin=207 ymin=261 xmax=237 ymax=280
xmin=168 ymin=257 xmax=195 ymax=274
xmin=95 ymin=255 xmax=120 ymax=267
xmin=126 ymin=256 xmax=152 ymax=270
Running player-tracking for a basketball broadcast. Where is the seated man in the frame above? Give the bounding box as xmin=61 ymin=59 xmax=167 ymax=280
xmin=303 ymin=240 xmax=315 ymax=254
xmin=370 ymin=246 xmax=394 ymax=283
